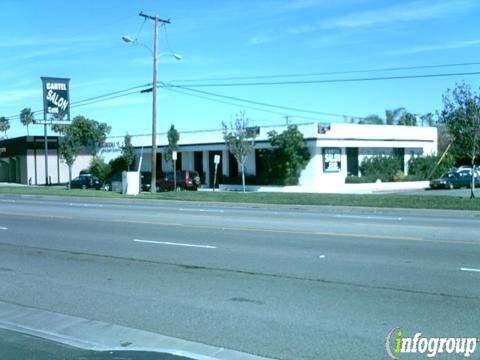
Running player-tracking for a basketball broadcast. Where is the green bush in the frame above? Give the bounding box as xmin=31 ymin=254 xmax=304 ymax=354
xmin=393 ymin=170 xmax=406 ymax=182
xmin=345 ymin=176 xmax=377 ymax=184
xmin=359 ymin=156 xmax=403 ymax=182
xmin=88 ymin=156 xmax=111 ymax=181
xmin=407 ymin=154 xmax=455 ymax=180
xmin=108 ymin=156 xmax=128 ymax=177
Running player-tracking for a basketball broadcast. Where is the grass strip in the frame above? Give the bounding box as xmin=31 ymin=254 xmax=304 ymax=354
xmin=1 ymin=186 xmax=480 ymax=211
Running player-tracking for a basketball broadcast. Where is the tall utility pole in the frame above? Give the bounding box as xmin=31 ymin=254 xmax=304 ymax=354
xmin=139 ymin=11 xmax=170 ymax=193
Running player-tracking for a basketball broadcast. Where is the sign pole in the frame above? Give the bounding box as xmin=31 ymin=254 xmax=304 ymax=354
xmin=44 ymin=123 xmax=49 ymax=185
xmin=213 ymin=154 xmax=221 ymax=192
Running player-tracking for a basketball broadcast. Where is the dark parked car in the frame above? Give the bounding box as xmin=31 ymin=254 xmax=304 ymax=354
xmin=157 ymin=170 xmax=201 ymax=191
xmin=429 ymin=171 xmax=480 ymax=189
xmin=69 ymin=174 xmax=103 ymax=190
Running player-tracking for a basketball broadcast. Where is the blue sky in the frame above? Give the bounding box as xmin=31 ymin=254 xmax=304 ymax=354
xmin=1 ymin=0 xmax=480 ymax=138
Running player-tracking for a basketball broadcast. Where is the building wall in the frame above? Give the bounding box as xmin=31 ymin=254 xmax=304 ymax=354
xmin=0 ymin=160 xmax=8 ymax=182
xmin=26 ymin=152 xmax=92 ymax=185
xmin=125 ymin=123 xmax=438 ymax=188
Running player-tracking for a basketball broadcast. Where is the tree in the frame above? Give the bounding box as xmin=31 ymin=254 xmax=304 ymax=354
xmin=165 ymin=125 xmax=180 ymax=170
xmin=59 ymin=115 xmax=111 ymax=190
xmin=51 ymin=123 xmax=68 ymax=135
xmin=267 ymin=125 xmax=311 ymax=185
xmin=67 ymin=115 xmax=111 ymax=155
xmin=59 ymin=132 xmax=79 ymax=189
xmin=121 ymin=134 xmax=135 ymax=171
xmin=360 ymin=114 xmax=384 ymax=125
xmin=440 ymin=83 xmax=480 ymax=199
xmin=398 ymin=112 xmax=417 ymax=126
xmin=385 ymin=107 xmax=405 ymax=125
xmin=0 ymin=116 xmax=10 ymax=138
xmin=222 ymin=112 xmax=256 ymax=192
xmin=420 ymin=113 xmax=435 ymax=127
xmin=20 ymin=108 xmax=34 ymax=135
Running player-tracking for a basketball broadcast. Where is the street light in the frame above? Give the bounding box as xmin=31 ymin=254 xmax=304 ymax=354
xmin=122 ymin=15 xmax=180 ymax=193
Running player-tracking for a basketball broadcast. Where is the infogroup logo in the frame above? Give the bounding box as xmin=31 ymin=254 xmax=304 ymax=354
xmin=385 ymin=328 xmax=478 ymax=359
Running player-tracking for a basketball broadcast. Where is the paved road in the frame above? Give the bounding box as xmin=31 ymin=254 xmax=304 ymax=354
xmin=0 ymin=328 xmax=189 ymax=360
xmin=0 ymin=195 xmax=479 ymax=359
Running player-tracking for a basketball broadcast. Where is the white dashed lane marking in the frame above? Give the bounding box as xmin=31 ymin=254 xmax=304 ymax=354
xmin=460 ymin=267 xmax=480 ymax=273
xmin=133 ymin=239 xmax=217 ymax=249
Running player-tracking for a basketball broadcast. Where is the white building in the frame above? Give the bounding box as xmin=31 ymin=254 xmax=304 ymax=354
xmin=102 ymin=122 xmax=437 ymax=189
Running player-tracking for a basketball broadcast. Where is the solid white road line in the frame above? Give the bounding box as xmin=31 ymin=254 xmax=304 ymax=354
xmin=0 ymin=227 xmax=7 ymax=230
xmin=335 ymin=214 xmax=402 ymax=221
xmin=460 ymin=267 xmax=480 ymax=273
xmin=133 ymin=239 xmax=217 ymax=249
xmin=0 ymin=199 xmax=15 ymax=203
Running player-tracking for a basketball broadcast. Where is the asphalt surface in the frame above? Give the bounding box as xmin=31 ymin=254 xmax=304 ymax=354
xmin=0 ymin=328 xmax=190 ymax=360
xmin=0 ymin=194 xmax=480 ymax=359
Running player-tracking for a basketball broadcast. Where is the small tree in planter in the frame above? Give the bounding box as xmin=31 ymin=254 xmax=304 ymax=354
xmin=222 ymin=112 xmax=256 ymax=193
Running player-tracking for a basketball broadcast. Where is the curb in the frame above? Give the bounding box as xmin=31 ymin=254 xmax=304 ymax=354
xmin=0 ymin=300 xmax=273 ymax=360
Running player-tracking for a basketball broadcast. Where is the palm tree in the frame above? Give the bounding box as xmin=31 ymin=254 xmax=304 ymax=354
xmin=385 ymin=107 xmax=405 ymax=125
xmin=20 ymin=108 xmax=35 ymax=135
xmin=0 ymin=116 xmax=10 ymax=138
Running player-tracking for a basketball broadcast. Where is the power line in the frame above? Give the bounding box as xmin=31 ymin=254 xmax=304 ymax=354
xmin=165 ymin=83 xmax=363 ymax=119
xmin=166 ymin=61 xmax=480 ymax=84
xmin=171 ymin=71 xmax=480 ymax=88
xmin=4 ymin=83 xmax=150 ymax=121
xmin=163 ymin=86 xmax=320 ymax=121
xmin=71 ymin=83 xmax=150 ymax=106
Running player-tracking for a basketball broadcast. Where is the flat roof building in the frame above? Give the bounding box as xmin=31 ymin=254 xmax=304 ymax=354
xmin=100 ymin=122 xmax=437 ymax=189
xmin=0 ymin=136 xmax=93 ymax=185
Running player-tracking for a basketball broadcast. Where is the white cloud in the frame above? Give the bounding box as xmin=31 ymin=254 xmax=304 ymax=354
xmin=281 ymin=0 xmax=371 ymax=12
xmin=287 ymin=24 xmax=316 ymax=35
xmin=320 ymin=0 xmax=477 ymax=30
xmin=387 ymin=39 xmax=480 ymax=55
xmin=0 ymin=89 xmax=41 ymax=104
xmin=247 ymin=34 xmax=281 ymax=46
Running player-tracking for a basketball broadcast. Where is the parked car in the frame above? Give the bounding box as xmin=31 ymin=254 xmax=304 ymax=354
xmin=454 ymin=166 xmax=480 ymax=176
xmin=156 ymin=170 xmax=201 ymax=191
xmin=139 ymin=172 xmax=150 ymax=192
xmin=430 ymin=171 xmax=480 ymax=189
xmin=69 ymin=174 xmax=103 ymax=190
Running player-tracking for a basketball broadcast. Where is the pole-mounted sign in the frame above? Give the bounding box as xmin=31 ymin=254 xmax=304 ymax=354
xmin=39 ymin=76 xmax=71 ymax=186
xmin=41 ymin=77 xmax=71 ymax=122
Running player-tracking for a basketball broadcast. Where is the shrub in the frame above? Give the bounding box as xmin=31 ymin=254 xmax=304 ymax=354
xmin=345 ymin=176 xmax=377 ymax=184
xmin=408 ymin=154 xmax=455 ymax=180
xmin=359 ymin=156 xmax=403 ymax=182
xmin=88 ymin=156 xmax=111 ymax=181
xmin=108 ymin=156 xmax=128 ymax=177
xmin=393 ymin=170 xmax=406 ymax=182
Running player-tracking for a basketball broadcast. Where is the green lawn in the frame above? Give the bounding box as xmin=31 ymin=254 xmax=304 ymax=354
xmin=1 ymin=186 xmax=480 ymax=211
